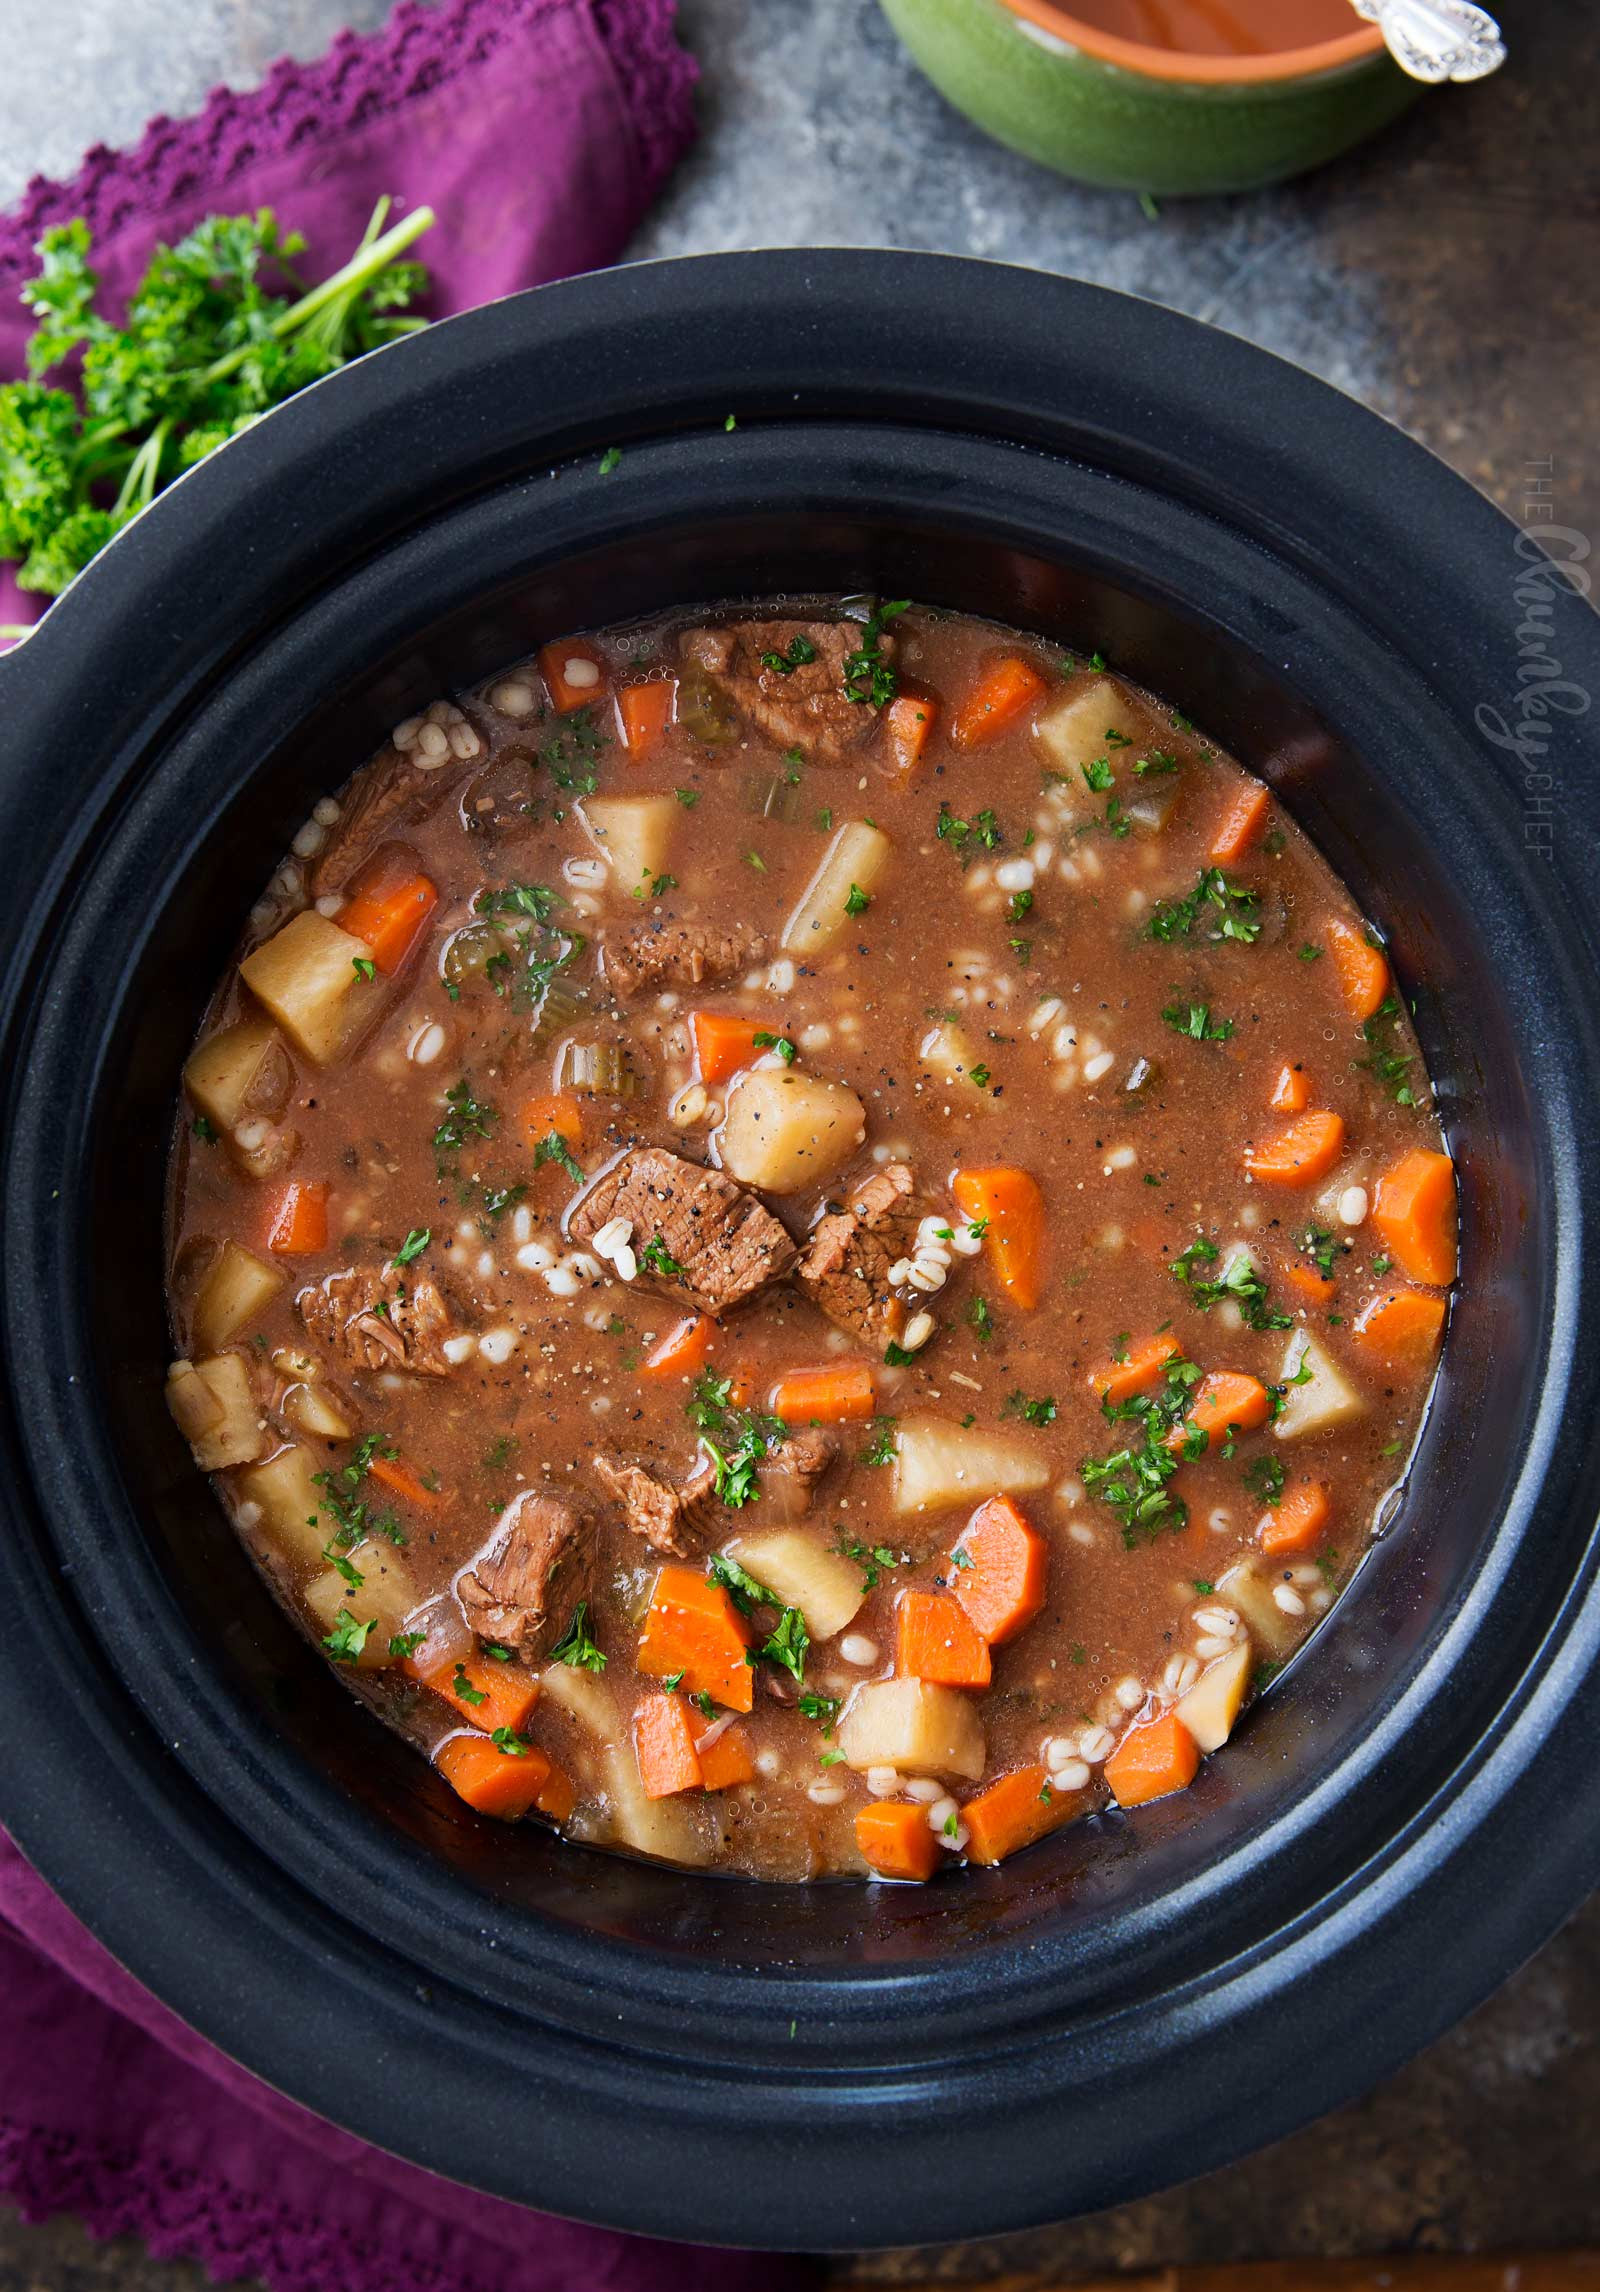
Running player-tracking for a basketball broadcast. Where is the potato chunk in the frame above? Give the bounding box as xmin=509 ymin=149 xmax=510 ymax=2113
xmin=715 ymin=1068 xmax=866 ymax=1193
xmin=1175 ymin=1640 xmax=1252 ymax=1752
xmin=578 ymin=794 xmax=678 ymax=891
xmin=192 ymin=1239 xmax=285 ymax=1353
xmin=540 ymin=1662 xmax=705 ymax=1862
xmin=722 ymin=1529 xmax=864 ymax=1640
xmin=917 ymin=1018 xmax=992 ymax=1099
xmin=304 ymin=1545 xmax=416 ymax=1670
xmin=839 ymin=1677 xmax=985 ymax=1781
xmin=1273 ymin=1330 xmax=1366 ymax=1440
xmin=893 ymin=1414 xmax=1049 ymax=1516
xmin=183 ymin=1018 xmax=284 ymax=1132
xmin=234 ymin=1443 xmax=330 ymax=1566
xmin=165 ymin=1352 xmax=265 ymax=1470
xmin=782 ymin=821 xmax=892 ymax=954
xmin=1216 ymin=1561 xmax=1297 ymax=1656
xmin=1034 ymin=677 xmax=1147 ymax=775
xmin=240 ymin=909 xmax=380 ymax=1064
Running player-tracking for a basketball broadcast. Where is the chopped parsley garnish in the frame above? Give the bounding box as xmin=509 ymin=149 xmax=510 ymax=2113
xmin=1081 ymin=1356 xmax=1203 ymax=1547
xmin=746 ymin=849 xmax=767 ymax=873
xmin=351 ymin=954 xmax=377 ymax=982
xmin=1009 ymin=937 xmax=1033 ymax=965
xmin=835 ymin=1534 xmax=904 ymax=1591
xmin=191 ymin=1113 xmax=219 ymax=1144
xmin=477 ymin=1181 xmax=526 ymax=1227
xmin=883 ymin=1339 xmax=919 ymax=1368
xmin=476 ymin=880 xmax=561 ymax=924
xmin=541 ymin=706 xmax=609 ymax=795
xmin=312 ymin=1434 xmax=404 ymax=1556
xmin=598 ymin=445 xmax=622 ymax=475
xmin=451 ymin=1663 xmax=489 ymax=1707
xmin=798 ymin=1692 xmax=841 ymax=1728
xmin=706 ymin=1551 xmax=778 ymax=1612
xmin=490 ymin=1727 xmax=527 ymax=1756
xmin=433 ymin=1078 xmax=496 ymax=1157
xmin=549 ymin=1600 xmax=606 ymax=1673
xmin=323 ymin=1610 xmax=375 ymax=1664
xmin=675 ymin=786 xmax=701 ymax=807
xmin=1004 ymin=1390 xmax=1058 ymax=1425
xmin=632 ymin=869 xmax=678 ymax=902
xmin=1133 ymin=749 xmax=1180 ymax=777
xmin=761 ymin=1604 xmax=810 ymax=1684
xmin=1171 ymin=1236 xmax=1291 ymax=1331
xmin=752 ymin=1031 xmax=797 ymax=1064
xmin=1298 ymin=942 xmax=1322 ymax=963
xmin=388 ymin=1630 xmax=427 ymax=1658
xmin=1081 ymin=756 xmax=1115 ymax=793
xmin=844 ymin=881 xmax=871 ymax=917
xmin=935 ymin=802 xmax=1003 ymax=864
xmin=760 ymin=634 xmax=818 ymax=674
xmin=858 ymin=1416 xmax=899 ymax=1468
xmin=482 ymin=1435 xmax=517 ymax=1471
xmin=1007 ymin=888 xmax=1033 ymax=923
xmin=641 ymin=1232 xmax=686 ymax=1281
xmin=1147 ymin=867 xmax=1262 ymax=946
xmin=532 ymin=1131 xmax=585 ymax=1184
xmin=689 ymin=1375 xmax=787 ymax=1508
xmin=968 ymin=1294 xmax=994 ymax=1343
xmin=1356 ymin=994 xmax=1419 ymax=1106
xmin=1162 ymin=1001 xmax=1235 ymax=1042
xmin=1297 ymin=1222 xmax=1343 ymax=1279
xmin=1243 ymin=1454 xmax=1286 ymax=1507
xmin=842 ymin=599 xmax=908 ymax=706
xmin=969 ymin=1062 xmax=992 ymax=1091
xmin=395 ymin=1227 xmax=430 ymax=1266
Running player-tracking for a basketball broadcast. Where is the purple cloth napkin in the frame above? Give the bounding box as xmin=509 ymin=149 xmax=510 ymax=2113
xmin=0 ymin=0 xmax=699 ymax=636
xmin=0 ymin=10 xmax=810 ymax=2284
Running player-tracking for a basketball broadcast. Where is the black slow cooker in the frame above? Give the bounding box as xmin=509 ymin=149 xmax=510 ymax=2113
xmin=2 ymin=251 xmax=1599 ymax=2248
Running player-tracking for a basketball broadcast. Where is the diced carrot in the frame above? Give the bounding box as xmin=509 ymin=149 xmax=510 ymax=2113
xmin=952 ymin=1165 xmax=1048 ymax=1309
xmin=1166 ymin=1370 xmax=1271 ymax=1455
xmin=1259 ymin=1476 xmax=1332 ymax=1558
xmin=768 ymin=1360 xmax=877 ymax=1424
xmin=641 ymin=1314 xmax=715 ymax=1380
xmin=1242 ymin=1109 xmax=1346 ymax=1187
xmin=435 ymin=1732 xmax=557 ymax=1821
xmin=1087 ymin=1329 xmax=1179 ymax=1407
xmin=339 ymin=849 xmax=439 ymax=975
xmin=1105 ymin=1709 xmax=1201 ymax=1809
xmin=1209 ymin=780 xmax=1272 ymax=866
xmin=963 ymin=1763 xmax=1077 ymax=1866
xmin=1354 ymin=1286 xmax=1447 ymax=1367
xmin=1372 ymin=1147 xmax=1457 ymax=1286
xmin=618 ymin=678 xmax=676 ymax=759
xmin=949 ymin=656 xmax=1049 ymax=749
xmin=1284 ymin=1261 xmax=1337 ymax=1303
xmin=1269 ymin=1063 xmax=1309 ymax=1115
xmin=695 ymin=1721 xmax=756 ymax=1793
xmin=1325 ymin=916 xmax=1391 ymax=1022
xmin=690 ymin=1010 xmax=770 ymax=1086
xmin=539 ymin=638 xmax=607 ymax=714
xmin=533 ymin=1758 xmax=577 ymax=1824
xmin=633 ymin=1694 xmax=704 ymax=1798
xmin=368 ymin=1453 xmax=448 ymax=1510
xmin=855 ymin=1800 xmax=941 ymax=1882
xmin=884 ymin=691 xmax=938 ymax=773
xmin=519 ymin=1092 xmax=584 ymax=1156
xmin=895 ymin=1589 xmax=993 ymax=1689
xmin=421 ymin=1651 xmax=540 ymax=1736
xmin=636 ymin=1565 xmax=754 ymax=1712
xmin=950 ymin=1493 xmax=1049 ymax=1646
xmin=266 ymin=1179 xmax=328 ymax=1255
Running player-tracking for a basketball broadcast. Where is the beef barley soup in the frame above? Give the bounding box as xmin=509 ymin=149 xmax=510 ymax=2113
xmin=165 ymin=600 xmax=1456 ymax=1882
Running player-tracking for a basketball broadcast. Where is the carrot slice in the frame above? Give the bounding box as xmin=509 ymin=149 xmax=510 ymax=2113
xmin=1372 ymin=1147 xmax=1457 ymax=1286
xmin=539 ymin=637 xmax=607 ymax=714
xmin=963 ymin=1762 xmax=1077 ymax=1866
xmin=690 ymin=1010 xmax=771 ymax=1086
xmin=949 ymin=656 xmax=1049 ymax=749
xmin=1242 ymin=1109 xmax=1345 ymax=1187
xmin=636 ymin=1565 xmax=754 ymax=1712
xmin=1325 ymin=916 xmax=1391 ymax=1022
xmin=1259 ymin=1476 xmax=1332 ymax=1558
xmin=633 ymin=1694 xmax=705 ymax=1798
xmin=618 ymin=679 xmax=676 ymax=759
xmin=895 ymin=1589 xmax=994 ymax=1689
xmin=421 ymin=1651 xmax=540 ymax=1736
xmin=884 ymin=691 xmax=938 ymax=773
xmin=1354 ymin=1286 xmax=1447 ymax=1367
xmin=435 ymin=1732 xmax=557 ymax=1820
xmin=1105 ymin=1710 xmax=1201 ymax=1808
xmin=519 ymin=1092 xmax=584 ymax=1156
xmin=855 ymin=1800 xmax=941 ymax=1882
xmin=695 ymin=1721 xmax=756 ymax=1793
xmin=1209 ymin=780 xmax=1272 ymax=866
xmin=952 ymin=1165 xmax=1048 ymax=1309
xmin=768 ymin=1360 xmax=877 ymax=1424
xmin=339 ymin=848 xmax=439 ymax=976
xmin=1166 ymin=1370 xmax=1272 ymax=1455
xmin=266 ymin=1179 xmax=328 ymax=1255
xmin=641 ymin=1314 xmax=715 ymax=1380
xmin=368 ymin=1453 xmax=448 ymax=1510
xmin=1269 ymin=1063 xmax=1309 ymax=1115
xmin=1284 ymin=1260 xmax=1337 ymax=1303
xmin=950 ymin=1493 xmax=1049 ymax=1646
xmin=1087 ymin=1329 xmax=1179 ymax=1407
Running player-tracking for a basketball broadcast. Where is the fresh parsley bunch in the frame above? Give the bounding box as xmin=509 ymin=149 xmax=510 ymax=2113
xmin=0 ymin=196 xmax=433 ymax=598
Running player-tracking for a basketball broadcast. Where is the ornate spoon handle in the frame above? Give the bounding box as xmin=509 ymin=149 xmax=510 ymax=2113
xmin=1349 ymin=0 xmax=1507 ymax=83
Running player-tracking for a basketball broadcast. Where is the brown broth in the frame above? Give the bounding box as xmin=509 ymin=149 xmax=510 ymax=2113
xmin=165 ymin=600 xmax=1452 ymax=1882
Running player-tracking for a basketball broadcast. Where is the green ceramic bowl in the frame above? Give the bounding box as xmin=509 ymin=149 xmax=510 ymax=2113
xmin=878 ymin=0 xmax=1420 ymax=197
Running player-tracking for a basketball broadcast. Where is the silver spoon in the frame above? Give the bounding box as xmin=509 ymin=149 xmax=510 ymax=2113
xmin=1349 ymin=0 xmax=1506 ymax=82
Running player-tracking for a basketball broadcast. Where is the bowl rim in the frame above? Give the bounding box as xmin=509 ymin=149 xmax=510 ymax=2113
xmin=998 ymin=0 xmax=1386 ymax=84
xmin=1 ymin=249 xmax=1599 ymax=2246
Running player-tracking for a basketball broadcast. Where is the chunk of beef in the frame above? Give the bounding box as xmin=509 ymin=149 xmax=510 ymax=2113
xmin=456 ymin=1492 xmax=593 ymax=1661
xmin=591 ymin=1451 xmax=718 ymax=1556
xmin=297 ymin=1263 xmax=457 ymax=1376
xmin=602 ymin=921 xmax=768 ymax=1002
xmin=567 ymin=1146 xmax=795 ymax=1317
xmin=757 ymin=1427 xmax=839 ymax=1522
xmin=795 ymin=1162 xmax=923 ymax=1347
xmin=679 ymin=619 xmax=893 ymax=767
xmin=309 ymin=755 xmax=436 ymax=895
